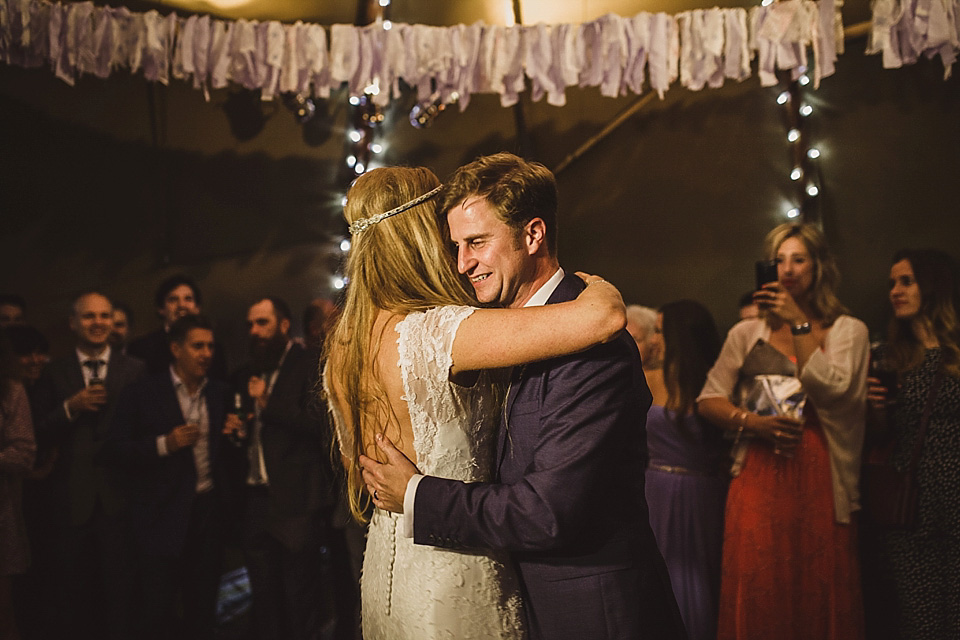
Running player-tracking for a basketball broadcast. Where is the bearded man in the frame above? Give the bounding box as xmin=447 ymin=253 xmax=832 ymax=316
xmin=225 ymin=297 xmax=334 ymax=640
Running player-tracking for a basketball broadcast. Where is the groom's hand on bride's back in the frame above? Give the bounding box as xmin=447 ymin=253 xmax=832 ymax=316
xmin=359 ymin=433 xmax=418 ymax=514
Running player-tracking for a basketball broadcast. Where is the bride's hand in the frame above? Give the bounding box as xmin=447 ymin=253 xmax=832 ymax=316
xmin=574 ymin=272 xmax=626 ymax=343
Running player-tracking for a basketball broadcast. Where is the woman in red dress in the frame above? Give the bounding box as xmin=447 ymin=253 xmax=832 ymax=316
xmin=697 ymin=223 xmax=867 ymax=639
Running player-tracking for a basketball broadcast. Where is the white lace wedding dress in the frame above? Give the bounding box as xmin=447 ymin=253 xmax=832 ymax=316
xmin=330 ymin=305 xmax=525 ymax=640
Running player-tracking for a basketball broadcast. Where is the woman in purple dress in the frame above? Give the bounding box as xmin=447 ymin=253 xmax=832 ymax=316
xmin=644 ymin=300 xmax=727 ymax=640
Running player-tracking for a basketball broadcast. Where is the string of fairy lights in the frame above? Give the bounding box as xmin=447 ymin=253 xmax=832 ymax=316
xmin=774 ymin=67 xmax=822 ymax=223
xmin=329 ymin=0 xmax=393 ymax=292
xmin=328 ymin=0 xmax=457 ymax=293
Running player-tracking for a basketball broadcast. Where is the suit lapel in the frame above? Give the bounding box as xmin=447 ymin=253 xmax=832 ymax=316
xmin=203 ymin=382 xmax=222 ymax=466
xmin=105 ymin=351 xmax=125 ymax=397
xmin=66 ymin=353 xmax=86 ymax=395
xmin=495 ymin=272 xmax=582 ymax=472
xmin=496 ymin=366 xmax=523 ymax=472
xmin=158 ymin=372 xmax=186 ymax=432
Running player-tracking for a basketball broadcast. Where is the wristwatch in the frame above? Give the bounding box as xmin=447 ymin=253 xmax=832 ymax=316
xmin=791 ymin=321 xmax=812 ymax=335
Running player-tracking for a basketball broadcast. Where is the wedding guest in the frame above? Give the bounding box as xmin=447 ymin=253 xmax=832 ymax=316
xmin=303 ymin=298 xmax=337 ymax=351
xmin=5 ymin=324 xmax=58 ymax=640
xmin=4 ymin=325 xmax=49 ymax=398
xmin=866 ymin=249 xmax=960 ymax=639
xmin=0 ymin=331 xmax=36 ymax=640
xmin=0 ymin=295 xmax=26 ymax=327
xmin=644 ymin=300 xmax=727 ymax=640
xmin=100 ymin=314 xmax=230 ymax=640
xmin=128 ymin=275 xmax=228 ymax=379
xmin=225 ymin=297 xmax=333 ymax=640
xmin=31 ymin=292 xmax=145 ymax=640
xmin=110 ymin=303 xmax=133 ymax=353
xmin=626 ymin=304 xmax=661 ymax=370
xmin=697 ymin=223 xmax=868 ymax=639
xmin=303 ymin=298 xmax=366 ymax=640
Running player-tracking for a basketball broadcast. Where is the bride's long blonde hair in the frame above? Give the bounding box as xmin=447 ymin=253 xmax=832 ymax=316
xmin=324 ymin=166 xmax=475 ymax=521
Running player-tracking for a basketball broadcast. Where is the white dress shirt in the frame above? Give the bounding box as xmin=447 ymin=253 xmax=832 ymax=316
xmin=156 ymin=366 xmax=213 ymax=494
xmin=63 ymin=345 xmax=112 ymax=421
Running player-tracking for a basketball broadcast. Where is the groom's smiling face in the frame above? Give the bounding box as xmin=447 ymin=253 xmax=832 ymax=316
xmin=448 ymin=196 xmax=538 ymax=309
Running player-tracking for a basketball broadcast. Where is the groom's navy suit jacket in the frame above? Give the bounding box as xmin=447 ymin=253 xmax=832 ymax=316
xmin=414 ymin=273 xmax=685 ymax=640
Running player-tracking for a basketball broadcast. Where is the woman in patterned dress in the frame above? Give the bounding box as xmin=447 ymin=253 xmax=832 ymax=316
xmin=867 ymin=249 xmax=960 ymax=639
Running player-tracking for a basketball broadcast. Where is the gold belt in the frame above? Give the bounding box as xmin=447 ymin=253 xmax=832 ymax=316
xmin=647 ymin=463 xmax=714 ymax=476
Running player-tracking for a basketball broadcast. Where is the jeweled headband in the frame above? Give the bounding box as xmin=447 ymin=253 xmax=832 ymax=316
xmin=347 ymin=185 xmax=443 ymax=235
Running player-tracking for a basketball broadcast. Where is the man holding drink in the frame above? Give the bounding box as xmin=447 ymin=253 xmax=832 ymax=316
xmin=100 ymin=314 xmax=231 ymax=640
xmin=33 ymin=292 xmax=145 ymax=639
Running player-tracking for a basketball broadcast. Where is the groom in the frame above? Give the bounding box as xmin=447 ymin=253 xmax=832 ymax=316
xmin=360 ymin=153 xmax=685 ymax=640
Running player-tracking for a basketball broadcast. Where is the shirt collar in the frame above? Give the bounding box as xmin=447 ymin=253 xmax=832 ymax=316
xmin=170 ymin=364 xmax=207 ymax=395
xmin=523 ymin=267 xmax=565 ymax=308
xmin=76 ymin=344 xmax=110 ymax=364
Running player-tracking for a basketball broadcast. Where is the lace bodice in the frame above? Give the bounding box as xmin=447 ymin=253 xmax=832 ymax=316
xmin=330 ymin=305 xmax=524 ymax=640
xmin=396 ymin=305 xmax=501 ymax=483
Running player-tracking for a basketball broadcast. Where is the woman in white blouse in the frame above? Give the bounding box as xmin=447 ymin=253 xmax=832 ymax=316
xmin=697 ymin=223 xmax=868 ymax=640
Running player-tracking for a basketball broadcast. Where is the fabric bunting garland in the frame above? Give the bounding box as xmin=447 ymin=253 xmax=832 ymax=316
xmin=0 ymin=0 xmax=955 ymax=109
xmin=867 ymin=0 xmax=960 ymax=77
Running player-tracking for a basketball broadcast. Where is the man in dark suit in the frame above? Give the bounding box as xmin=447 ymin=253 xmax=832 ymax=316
xmin=100 ymin=314 xmax=230 ymax=640
xmin=224 ymin=296 xmax=333 ymax=640
xmin=128 ymin=273 xmax=228 ymax=379
xmin=360 ymin=153 xmax=685 ymax=640
xmin=32 ymin=291 xmax=145 ymax=640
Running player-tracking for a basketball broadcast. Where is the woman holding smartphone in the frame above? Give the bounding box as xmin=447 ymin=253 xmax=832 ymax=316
xmin=697 ymin=223 xmax=868 ymax=639
xmin=866 ymin=249 xmax=960 ymax=639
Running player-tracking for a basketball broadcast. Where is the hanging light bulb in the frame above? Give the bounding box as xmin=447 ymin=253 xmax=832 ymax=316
xmin=355 ymin=162 xmax=366 ymax=174
xmin=777 ymin=91 xmax=790 ymax=105
xmin=798 ymin=74 xmax=811 ymax=86
xmin=340 ymin=195 xmax=348 ymax=207
xmin=383 ymin=20 xmax=392 ymax=30
xmin=799 ymin=104 xmax=813 ymax=117
xmin=346 ymin=155 xmax=356 ymax=168
xmin=786 ymin=208 xmax=801 ymax=219
xmin=806 ymin=184 xmax=819 ymax=197
xmin=371 ymin=143 xmax=383 ymax=154
xmin=340 ymin=238 xmax=351 ymax=252
xmin=790 ymin=167 xmax=803 ymax=181
xmin=348 ymin=130 xmax=362 ymax=143
xmin=787 ymin=129 xmax=800 ymax=142
xmin=807 ymin=148 xmax=821 ymax=159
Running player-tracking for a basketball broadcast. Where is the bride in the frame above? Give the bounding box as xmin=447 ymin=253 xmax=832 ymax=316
xmin=323 ymin=166 xmax=626 ymax=640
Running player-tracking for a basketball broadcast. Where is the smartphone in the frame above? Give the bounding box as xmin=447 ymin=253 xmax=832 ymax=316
xmin=754 ymin=260 xmax=778 ymax=290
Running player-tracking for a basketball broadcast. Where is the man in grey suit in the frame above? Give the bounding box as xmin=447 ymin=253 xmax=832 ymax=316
xmin=33 ymin=291 xmax=145 ymax=639
xmin=361 ymin=154 xmax=685 ymax=640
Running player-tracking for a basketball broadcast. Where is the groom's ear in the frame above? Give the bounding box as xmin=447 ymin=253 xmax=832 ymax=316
xmin=523 ymin=218 xmax=547 ymax=255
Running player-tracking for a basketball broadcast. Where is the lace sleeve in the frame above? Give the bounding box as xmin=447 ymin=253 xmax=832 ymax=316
xmin=395 ymin=305 xmax=477 ymax=472
xmin=321 ymin=361 xmax=351 ymax=458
